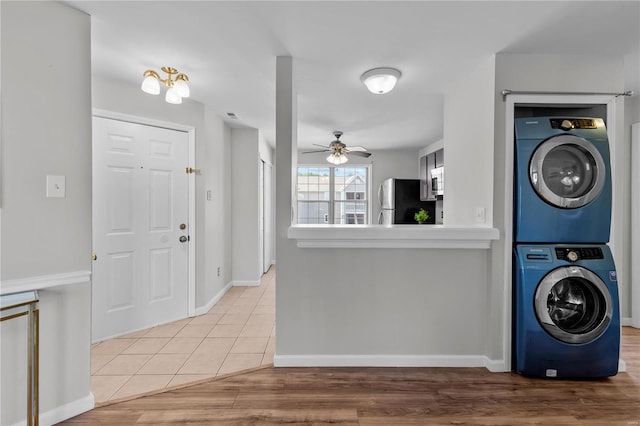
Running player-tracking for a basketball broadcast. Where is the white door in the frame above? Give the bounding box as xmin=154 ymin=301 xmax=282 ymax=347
xmin=92 ymin=117 xmax=189 ymax=341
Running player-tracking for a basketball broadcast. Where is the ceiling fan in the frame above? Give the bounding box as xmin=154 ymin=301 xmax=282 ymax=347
xmin=302 ymin=131 xmax=371 ymax=164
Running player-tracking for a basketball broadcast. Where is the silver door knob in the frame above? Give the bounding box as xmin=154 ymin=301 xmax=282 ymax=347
xmin=179 ymin=236 xmax=188 ymax=243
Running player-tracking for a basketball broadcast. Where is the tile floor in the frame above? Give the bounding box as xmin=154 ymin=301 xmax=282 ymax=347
xmin=90 ymin=267 xmax=275 ymax=404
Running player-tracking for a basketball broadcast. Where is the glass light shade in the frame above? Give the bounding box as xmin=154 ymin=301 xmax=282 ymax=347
xmin=141 ymin=75 xmax=161 ymax=95
xmin=174 ymin=79 xmax=190 ymax=98
xmin=361 ymin=67 xmax=401 ymax=94
xmin=327 ymin=153 xmax=348 ymax=165
xmin=165 ymin=87 xmax=182 ymax=104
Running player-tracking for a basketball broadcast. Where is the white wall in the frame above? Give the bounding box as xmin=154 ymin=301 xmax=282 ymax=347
xmin=443 ymin=55 xmax=496 ymax=226
xmin=276 ymin=58 xmax=492 ymax=365
xmin=1 ymin=2 xmax=92 ymax=424
xmin=231 ymin=128 xmax=262 ymax=285
xmin=201 ymin=106 xmax=234 ymax=306
xmin=91 ymin=75 xmax=233 ymax=311
xmin=1 ymin=2 xmax=92 ymax=279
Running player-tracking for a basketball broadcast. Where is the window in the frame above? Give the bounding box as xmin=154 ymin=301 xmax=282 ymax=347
xmin=345 ymin=192 xmax=365 ymax=200
xmin=297 ymin=166 xmax=370 ymax=224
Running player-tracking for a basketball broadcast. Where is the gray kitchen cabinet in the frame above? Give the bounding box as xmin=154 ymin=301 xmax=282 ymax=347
xmin=420 ymin=148 xmax=444 ymax=201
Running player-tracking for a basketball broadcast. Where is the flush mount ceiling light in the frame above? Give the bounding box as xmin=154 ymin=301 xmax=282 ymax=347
xmin=360 ymin=67 xmax=401 ymax=94
xmin=141 ymin=66 xmax=190 ymax=104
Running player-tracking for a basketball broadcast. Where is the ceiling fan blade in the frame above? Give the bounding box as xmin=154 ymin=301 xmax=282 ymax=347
xmin=302 ymin=149 xmax=331 ymax=154
xmin=312 ymin=143 xmax=330 ymax=148
xmin=348 ymin=151 xmax=372 ymax=158
xmin=345 ymin=146 xmax=368 ymax=152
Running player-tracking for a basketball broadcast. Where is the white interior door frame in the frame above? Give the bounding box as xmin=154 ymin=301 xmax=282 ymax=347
xmin=92 ymin=108 xmax=197 ymax=317
xmin=501 ymin=94 xmax=623 ymax=371
xmin=259 ymin=159 xmax=264 ymax=276
xmin=262 ymin=160 xmax=274 ymax=273
xmin=632 ymin=122 xmax=640 ymax=328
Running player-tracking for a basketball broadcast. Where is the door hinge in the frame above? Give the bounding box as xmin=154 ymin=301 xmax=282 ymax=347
xmin=92 ymin=253 xmax=97 ymax=261
xmin=185 ymin=167 xmax=200 ymax=174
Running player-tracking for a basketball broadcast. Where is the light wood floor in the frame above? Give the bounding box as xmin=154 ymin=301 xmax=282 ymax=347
xmin=63 ymin=327 xmax=640 ymax=425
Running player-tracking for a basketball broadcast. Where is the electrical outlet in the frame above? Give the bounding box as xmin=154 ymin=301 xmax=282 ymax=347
xmin=217 ymin=267 xmax=221 ymax=277
xmin=475 ymin=207 xmax=486 ymax=224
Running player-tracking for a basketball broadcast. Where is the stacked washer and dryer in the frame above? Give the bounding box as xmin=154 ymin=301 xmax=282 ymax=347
xmin=513 ymin=117 xmax=621 ymax=378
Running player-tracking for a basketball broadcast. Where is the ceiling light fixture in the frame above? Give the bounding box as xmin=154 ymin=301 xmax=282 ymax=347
xmin=141 ymin=66 xmax=190 ymax=104
xmin=326 ymin=152 xmax=348 ymax=165
xmin=360 ymin=67 xmax=401 ymax=94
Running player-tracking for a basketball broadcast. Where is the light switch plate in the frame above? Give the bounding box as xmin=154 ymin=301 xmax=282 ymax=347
xmin=46 ymin=175 xmax=66 ymax=198
xmin=475 ymin=207 xmax=485 ymax=224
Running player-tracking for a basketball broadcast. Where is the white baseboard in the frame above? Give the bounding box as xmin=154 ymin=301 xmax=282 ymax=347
xmin=274 ymin=353 xmax=504 ymax=370
xmin=619 ymin=358 xmax=627 ymax=372
xmin=194 ymin=281 xmax=233 ymax=316
xmin=621 ymin=317 xmax=633 ymax=327
xmin=483 ymin=358 xmax=508 ymax=372
xmin=10 ymin=393 xmax=94 ymax=426
xmin=232 ymin=280 xmax=260 ymax=287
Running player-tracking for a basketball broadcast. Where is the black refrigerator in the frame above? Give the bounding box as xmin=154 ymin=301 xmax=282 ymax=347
xmin=378 ymin=178 xmax=435 ymax=224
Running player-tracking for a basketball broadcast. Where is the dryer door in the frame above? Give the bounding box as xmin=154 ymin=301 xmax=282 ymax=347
xmin=534 ymin=266 xmax=612 ymax=344
xmin=529 ymin=134 xmax=606 ymax=209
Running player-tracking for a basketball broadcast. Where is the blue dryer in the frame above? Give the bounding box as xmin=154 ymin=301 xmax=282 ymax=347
xmin=513 ymin=244 xmax=620 ymax=378
xmin=514 ymin=117 xmax=612 ymax=243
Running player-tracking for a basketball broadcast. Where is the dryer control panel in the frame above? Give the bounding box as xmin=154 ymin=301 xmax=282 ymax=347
xmin=555 ymin=247 xmax=604 ymax=262
xmin=549 ymin=118 xmax=598 ymax=130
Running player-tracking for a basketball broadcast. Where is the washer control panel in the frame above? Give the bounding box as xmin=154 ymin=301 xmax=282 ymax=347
xmin=549 ymin=118 xmax=598 ymax=130
xmin=555 ymin=247 xmax=604 ymax=262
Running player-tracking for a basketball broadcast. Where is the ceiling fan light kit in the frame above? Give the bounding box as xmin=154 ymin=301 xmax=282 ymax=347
xmin=327 ymin=152 xmax=349 ymax=165
xmin=141 ymin=66 xmax=190 ymax=104
xmin=302 ymin=130 xmax=372 ymax=164
xmin=360 ymin=67 xmax=401 ymax=94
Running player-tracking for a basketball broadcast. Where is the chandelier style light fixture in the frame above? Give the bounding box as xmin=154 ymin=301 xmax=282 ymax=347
xmin=141 ymin=66 xmax=190 ymax=104
xmin=360 ymin=67 xmax=401 ymax=94
xmin=326 ymin=151 xmax=348 ymax=165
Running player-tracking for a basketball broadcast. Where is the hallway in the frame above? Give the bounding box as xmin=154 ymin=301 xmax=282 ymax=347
xmin=90 ymin=268 xmax=275 ymax=404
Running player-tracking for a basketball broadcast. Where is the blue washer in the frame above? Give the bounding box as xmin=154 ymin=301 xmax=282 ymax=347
xmin=513 ymin=244 xmax=620 ymax=378
xmin=514 ymin=117 xmax=612 ymax=244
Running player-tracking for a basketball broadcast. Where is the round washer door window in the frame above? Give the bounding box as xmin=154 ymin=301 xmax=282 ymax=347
xmin=534 ymin=266 xmax=612 ymax=344
xmin=529 ymin=134 xmax=605 ymax=209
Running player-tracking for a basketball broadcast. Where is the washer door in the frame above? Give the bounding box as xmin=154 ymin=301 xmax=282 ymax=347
xmin=529 ymin=134 xmax=605 ymax=208
xmin=534 ymin=266 xmax=612 ymax=344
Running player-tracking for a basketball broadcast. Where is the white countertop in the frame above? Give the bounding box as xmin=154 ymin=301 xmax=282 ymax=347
xmin=288 ymin=224 xmax=500 ymax=249
xmin=0 ymin=270 xmax=92 ymax=296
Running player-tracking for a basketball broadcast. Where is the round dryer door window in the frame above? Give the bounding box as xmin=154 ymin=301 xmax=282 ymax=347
xmin=529 ymin=134 xmax=605 ymax=208
xmin=534 ymin=266 xmax=612 ymax=344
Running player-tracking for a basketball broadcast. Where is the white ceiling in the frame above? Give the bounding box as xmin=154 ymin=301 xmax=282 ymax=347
xmin=66 ymin=1 xmax=639 ymax=150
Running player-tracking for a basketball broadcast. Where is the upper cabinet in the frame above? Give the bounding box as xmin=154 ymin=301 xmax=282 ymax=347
xmin=420 ymin=148 xmax=444 ymax=201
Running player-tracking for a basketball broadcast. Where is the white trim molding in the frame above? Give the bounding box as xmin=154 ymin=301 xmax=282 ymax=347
xmin=619 ymin=359 xmax=627 ymax=372
xmin=632 ymin=122 xmax=640 ymax=328
xmin=288 ymin=224 xmax=499 ymax=249
xmin=9 ymin=393 xmax=94 ymax=426
xmin=502 ymin=93 xmax=624 ymax=372
xmin=232 ymin=280 xmax=261 ymax=287
xmin=274 ymin=353 xmax=507 ymax=371
xmin=0 ymin=270 xmax=91 ymax=296
xmin=194 ymin=281 xmax=233 ymax=316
